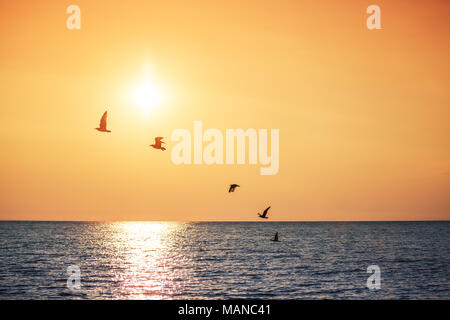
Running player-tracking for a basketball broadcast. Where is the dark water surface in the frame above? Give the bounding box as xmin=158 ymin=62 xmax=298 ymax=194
xmin=0 ymin=221 xmax=448 ymax=299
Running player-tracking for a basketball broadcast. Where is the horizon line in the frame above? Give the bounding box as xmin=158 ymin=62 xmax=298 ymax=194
xmin=0 ymin=219 xmax=449 ymax=223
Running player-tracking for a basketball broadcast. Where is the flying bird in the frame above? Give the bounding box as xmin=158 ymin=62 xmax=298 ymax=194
xmin=271 ymin=232 xmax=279 ymax=242
xmin=258 ymin=206 xmax=271 ymax=219
xmin=228 ymin=184 xmax=240 ymax=193
xmin=95 ymin=111 xmax=111 ymax=132
xmin=150 ymin=137 xmax=166 ymax=151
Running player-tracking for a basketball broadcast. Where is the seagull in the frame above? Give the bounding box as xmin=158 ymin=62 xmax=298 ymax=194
xmin=95 ymin=111 xmax=111 ymax=132
xmin=150 ymin=137 xmax=166 ymax=151
xmin=271 ymin=232 xmax=279 ymax=242
xmin=228 ymin=184 xmax=240 ymax=193
xmin=258 ymin=206 xmax=271 ymax=219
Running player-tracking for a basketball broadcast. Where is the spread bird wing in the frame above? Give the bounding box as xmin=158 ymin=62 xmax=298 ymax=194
xmin=263 ymin=206 xmax=271 ymax=216
xmin=155 ymin=137 xmax=164 ymax=143
xmin=99 ymin=111 xmax=107 ymax=129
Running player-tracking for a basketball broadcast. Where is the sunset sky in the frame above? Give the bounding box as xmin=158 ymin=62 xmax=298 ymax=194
xmin=1 ymin=0 xmax=449 ymax=221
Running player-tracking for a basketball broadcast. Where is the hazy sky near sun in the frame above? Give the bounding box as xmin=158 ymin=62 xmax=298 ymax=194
xmin=0 ymin=0 xmax=449 ymax=221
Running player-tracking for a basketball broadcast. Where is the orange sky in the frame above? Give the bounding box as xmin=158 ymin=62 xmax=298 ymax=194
xmin=1 ymin=0 xmax=449 ymax=221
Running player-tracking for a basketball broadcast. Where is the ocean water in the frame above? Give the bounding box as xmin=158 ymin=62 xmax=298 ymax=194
xmin=0 ymin=221 xmax=448 ymax=300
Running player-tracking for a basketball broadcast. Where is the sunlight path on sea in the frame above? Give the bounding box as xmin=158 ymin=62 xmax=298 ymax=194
xmin=95 ymin=222 xmax=192 ymax=299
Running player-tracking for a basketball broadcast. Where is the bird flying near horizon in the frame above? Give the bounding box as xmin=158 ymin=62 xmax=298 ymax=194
xmin=95 ymin=111 xmax=111 ymax=133
xmin=258 ymin=206 xmax=271 ymax=219
xmin=271 ymin=232 xmax=279 ymax=242
xmin=228 ymin=184 xmax=240 ymax=193
xmin=150 ymin=137 xmax=166 ymax=151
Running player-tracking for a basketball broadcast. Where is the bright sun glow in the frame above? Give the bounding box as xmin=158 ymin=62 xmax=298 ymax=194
xmin=132 ymin=81 xmax=164 ymax=113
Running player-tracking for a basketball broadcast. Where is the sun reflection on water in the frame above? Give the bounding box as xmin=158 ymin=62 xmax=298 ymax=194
xmin=109 ymin=222 xmax=191 ymax=299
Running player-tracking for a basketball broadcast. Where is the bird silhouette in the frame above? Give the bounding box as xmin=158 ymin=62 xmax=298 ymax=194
xmin=150 ymin=137 xmax=166 ymax=151
xmin=271 ymin=232 xmax=279 ymax=242
xmin=228 ymin=184 xmax=240 ymax=193
xmin=258 ymin=206 xmax=271 ymax=219
xmin=95 ymin=111 xmax=111 ymax=132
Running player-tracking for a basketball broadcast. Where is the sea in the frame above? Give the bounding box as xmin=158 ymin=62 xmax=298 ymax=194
xmin=0 ymin=221 xmax=448 ymax=299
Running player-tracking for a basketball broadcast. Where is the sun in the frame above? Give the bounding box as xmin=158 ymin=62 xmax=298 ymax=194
xmin=132 ymin=81 xmax=164 ymax=113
